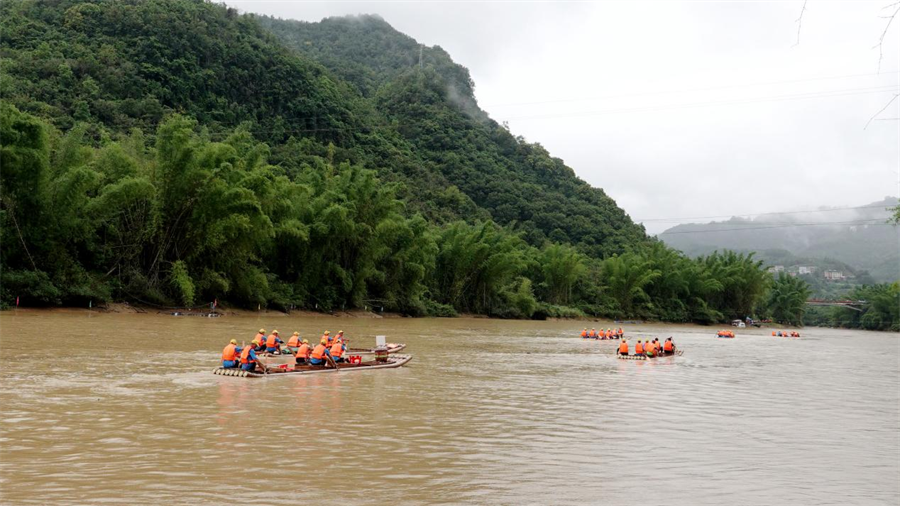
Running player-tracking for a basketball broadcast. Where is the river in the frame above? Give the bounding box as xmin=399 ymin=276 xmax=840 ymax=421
xmin=0 ymin=311 xmax=897 ymax=505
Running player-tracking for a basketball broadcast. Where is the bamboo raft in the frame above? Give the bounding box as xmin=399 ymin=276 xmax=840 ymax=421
xmin=214 ymin=354 xmax=412 ymax=378
xmin=617 ymin=350 xmax=684 ymax=360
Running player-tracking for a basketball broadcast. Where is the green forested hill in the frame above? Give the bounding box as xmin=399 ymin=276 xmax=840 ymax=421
xmin=2 ymin=0 xmax=895 ymax=329
xmin=258 ymin=14 xmax=646 ymax=256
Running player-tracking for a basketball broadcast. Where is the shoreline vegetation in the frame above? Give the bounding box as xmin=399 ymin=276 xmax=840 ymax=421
xmin=1 ymin=0 xmax=897 ymax=332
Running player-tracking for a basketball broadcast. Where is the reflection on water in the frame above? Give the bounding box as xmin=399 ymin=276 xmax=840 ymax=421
xmin=0 ymin=312 xmax=898 ymax=505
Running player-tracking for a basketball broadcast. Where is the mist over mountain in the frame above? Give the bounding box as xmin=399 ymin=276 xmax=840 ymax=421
xmin=659 ymin=197 xmax=899 ymax=282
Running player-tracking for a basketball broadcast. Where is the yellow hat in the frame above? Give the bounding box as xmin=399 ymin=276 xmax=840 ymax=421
xmin=302 ymin=339 xmax=309 ymax=344
xmin=259 ymin=328 xmax=266 ymax=333
xmin=320 ymin=338 xmax=327 ymax=344
xmin=293 ymin=331 xmax=300 ymax=336
xmin=324 ymin=331 xmax=330 ymax=335
xmin=338 ymin=330 xmax=343 ymax=334
xmin=252 ymin=339 xmax=260 ymax=345
xmin=272 ymin=330 xmax=279 ymax=335
xmin=230 ymin=339 xmax=238 ymax=345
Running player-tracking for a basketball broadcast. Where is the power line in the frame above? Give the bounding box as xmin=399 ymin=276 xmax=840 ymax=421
xmin=656 ymin=219 xmax=892 ymax=235
xmin=636 ymin=204 xmax=895 ymax=222
xmin=483 ymin=70 xmax=900 ymax=108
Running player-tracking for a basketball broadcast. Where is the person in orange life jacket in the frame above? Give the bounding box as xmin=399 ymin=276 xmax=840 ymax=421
xmin=634 ymin=340 xmax=644 ymax=355
xmin=309 ymin=338 xmax=333 ymax=366
xmin=580 ymin=328 xmax=588 ymax=338
xmin=663 ymin=337 xmax=675 ymax=354
xmin=588 ymin=328 xmax=597 ymax=338
xmin=322 ymin=330 xmax=332 ymax=346
xmin=222 ymin=339 xmax=242 ymax=368
xmin=618 ymin=339 xmax=629 ymax=356
xmin=336 ymin=330 xmax=345 ymax=341
xmin=295 ymin=339 xmax=311 ymax=365
xmin=330 ymin=337 xmax=347 ymax=363
xmin=286 ymin=331 xmax=302 ymax=353
xmin=240 ymin=344 xmax=261 ymax=372
xmin=254 ymin=328 xmax=266 ymax=344
xmin=265 ymin=330 xmax=283 ymax=353
xmin=250 ymin=338 xmax=264 ymax=352
xmin=617 ymin=328 xmax=624 ymax=337
xmin=645 ymin=340 xmax=657 ymax=357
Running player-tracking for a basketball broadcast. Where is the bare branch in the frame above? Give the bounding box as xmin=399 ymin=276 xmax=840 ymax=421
xmin=873 ymin=3 xmax=900 ymax=73
xmin=793 ymin=0 xmax=808 ymax=47
xmin=864 ymin=93 xmax=900 ymax=129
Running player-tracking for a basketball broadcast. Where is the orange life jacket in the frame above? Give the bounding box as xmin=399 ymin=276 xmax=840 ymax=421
xmin=222 ymin=344 xmax=237 ymax=361
xmin=254 ymin=332 xmax=265 ymax=342
xmin=295 ymin=343 xmax=310 ymax=359
xmin=635 ymin=343 xmax=643 ymax=354
xmin=581 ymin=330 xmax=588 ymax=338
xmin=664 ymin=341 xmax=673 ymax=352
xmin=618 ymin=342 xmax=628 ymax=354
xmin=287 ymin=336 xmax=300 ymax=347
xmin=240 ymin=346 xmax=254 ymax=365
xmin=266 ymin=334 xmax=278 ymax=348
xmin=311 ymin=344 xmax=327 ymax=360
xmin=330 ymin=342 xmax=344 ymax=358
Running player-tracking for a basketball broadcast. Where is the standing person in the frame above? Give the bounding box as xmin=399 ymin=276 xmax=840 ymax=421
xmin=618 ymin=339 xmax=629 ymax=356
xmin=222 ymin=339 xmax=242 ymax=369
xmin=295 ymin=339 xmax=311 ymax=365
xmin=265 ymin=330 xmax=283 ymax=353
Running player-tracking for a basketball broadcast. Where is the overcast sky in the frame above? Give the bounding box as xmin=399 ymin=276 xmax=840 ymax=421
xmin=228 ymin=1 xmax=899 ymax=234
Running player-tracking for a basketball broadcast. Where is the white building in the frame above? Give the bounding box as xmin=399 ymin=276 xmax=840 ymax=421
xmin=824 ymin=270 xmax=845 ymax=281
xmin=798 ymin=266 xmax=816 ymax=275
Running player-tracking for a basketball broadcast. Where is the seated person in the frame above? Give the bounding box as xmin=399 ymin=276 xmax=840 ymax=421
xmin=330 ymin=338 xmax=346 ymax=363
xmin=221 ymin=339 xmax=242 ymax=368
xmin=295 ymin=339 xmax=311 ymax=365
xmin=265 ymin=330 xmax=283 ymax=353
xmin=309 ymin=339 xmax=332 ymax=366
xmin=240 ymin=345 xmax=260 ymax=372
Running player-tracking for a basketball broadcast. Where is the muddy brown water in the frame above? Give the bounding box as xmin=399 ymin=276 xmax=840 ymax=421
xmin=0 ymin=312 xmax=897 ymax=505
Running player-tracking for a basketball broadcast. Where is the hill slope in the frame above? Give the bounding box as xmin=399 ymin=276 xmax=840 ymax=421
xmin=258 ymin=14 xmax=648 ymax=256
xmin=659 ymin=197 xmax=899 ymax=282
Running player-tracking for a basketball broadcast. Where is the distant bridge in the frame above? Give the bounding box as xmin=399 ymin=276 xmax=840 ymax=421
xmin=805 ymin=299 xmax=867 ymax=311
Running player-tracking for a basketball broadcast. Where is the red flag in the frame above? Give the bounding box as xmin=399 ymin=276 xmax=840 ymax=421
xmin=214 ymin=298 xmax=218 ymax=308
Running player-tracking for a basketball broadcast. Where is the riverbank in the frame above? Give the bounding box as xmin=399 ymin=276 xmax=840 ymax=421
xmin=2 ymin=303 xmax=403 ymax=319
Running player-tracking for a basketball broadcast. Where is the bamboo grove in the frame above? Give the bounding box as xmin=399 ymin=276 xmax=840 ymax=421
xmin=3 ymin=104 xmax=821 ymax=325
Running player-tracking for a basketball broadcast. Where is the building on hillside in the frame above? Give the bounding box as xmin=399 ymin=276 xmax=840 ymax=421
xmin=798 ymin=266 xmax=816 ymax=275
xmin=824 ymin=270 xmax=845 ymax=281
xmin=768 ymin=265 xmax=785 ymax=274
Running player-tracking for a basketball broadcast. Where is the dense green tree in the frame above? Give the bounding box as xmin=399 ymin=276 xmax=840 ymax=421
xmin=766 ymin=274 xmax=811 ymax=325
